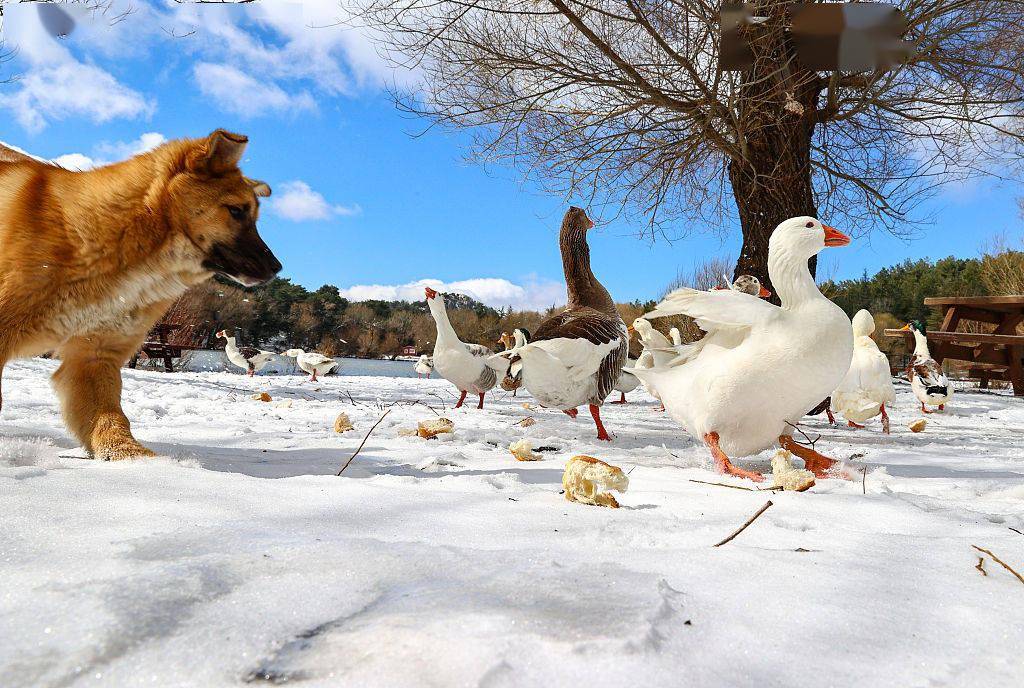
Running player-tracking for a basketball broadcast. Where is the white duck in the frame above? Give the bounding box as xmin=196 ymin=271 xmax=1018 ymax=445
xmin=425 ymin=286 xmax=497 ymax=408
xmin=831 ymin=310 xmax=896 ymax=433
xmin=902 ymin=320 xmax=952 ymax=413
xmin=216 ymin=329 xmax=276 ymax=376
xmin=284 ymin=349 xmax=338 ymax=382
xmin=628 ymin=317 xmax=674 ymax=409
xmin=631 ymin=217 xmax=853 ymax=482
xmin=414 ymin=354 xmax=433 ymax=378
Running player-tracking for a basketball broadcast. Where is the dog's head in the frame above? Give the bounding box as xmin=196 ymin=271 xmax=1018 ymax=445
xmin=167 ymin=130 xmax=282 ymax=287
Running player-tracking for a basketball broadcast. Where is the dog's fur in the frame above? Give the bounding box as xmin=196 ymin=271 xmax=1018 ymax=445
xmin=0 ymin=130 xmax=281 ymax=459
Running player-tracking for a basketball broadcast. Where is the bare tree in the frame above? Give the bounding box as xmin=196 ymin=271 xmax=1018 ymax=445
xmin=358 ymin=0 xmax=1024 ymax=292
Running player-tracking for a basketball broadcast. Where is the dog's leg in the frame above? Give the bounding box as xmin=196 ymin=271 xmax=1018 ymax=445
xmin=53 ymin=335 xmax=155 ymax=461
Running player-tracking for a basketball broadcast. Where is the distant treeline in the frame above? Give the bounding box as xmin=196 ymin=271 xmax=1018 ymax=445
xmin=163 ymin=245 xmax=1022 ymax=359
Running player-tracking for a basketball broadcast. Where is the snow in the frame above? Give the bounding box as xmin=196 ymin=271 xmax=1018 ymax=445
xmin=2 ymin=357 xmax=1023 ymax=687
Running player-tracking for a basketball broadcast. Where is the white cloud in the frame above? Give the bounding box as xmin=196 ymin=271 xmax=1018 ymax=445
xmin=193 ymin=62 xmax=316 ymax=118
xmin=269 ymin=180 xmax=360 ymax=222
xmin=0 ymin=61 xmax=154 ymax=134
xmin=0 ymin=4 xmax=154 ymax=132
xmin=44 ymin=132 xmax=168 ymax=172
xmin=338 ymin=277 xmax=566 ymax=311
xmin=51 ymin=153 xmax=96 ymax=171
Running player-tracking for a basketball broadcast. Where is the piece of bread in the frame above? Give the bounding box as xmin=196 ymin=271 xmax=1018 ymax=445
xmin=771 ymin=450 xmax=816 ymax=492
xmin=909 ymin=418 xmax=927 ymax=433
xmin=509 ymin=438 xmax=542 ymax=461
xmin=334 ymin=412 xmax=354 ymax=433
xmin=251 ymin=392 xmax=272 ymax=402
xmin=417 ymin=417 xmax=454 ymax=439
xmin=562 ymin=455 xmax=629 ymax=508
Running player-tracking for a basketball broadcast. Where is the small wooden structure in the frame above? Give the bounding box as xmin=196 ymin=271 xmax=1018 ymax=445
xmin=129 ymin=322 xmax=215 ymax=372
xmin=885 ymin=296 xmax=1024 ymax=396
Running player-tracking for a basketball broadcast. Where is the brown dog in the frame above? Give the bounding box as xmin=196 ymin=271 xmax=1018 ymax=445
xmin=0 ymin=130 xmax=282 ymax=459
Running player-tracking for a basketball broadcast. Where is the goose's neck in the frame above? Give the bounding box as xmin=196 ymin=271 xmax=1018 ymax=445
xmin=561 ymin=225 xmax=614 ymax=312
xmin=768 ymin=245 xmax=821 ymax=307
xmin=912 ymin=330 xmax=931 ymax=357
xmin=428 ymin=300 xmax=459 ymax=345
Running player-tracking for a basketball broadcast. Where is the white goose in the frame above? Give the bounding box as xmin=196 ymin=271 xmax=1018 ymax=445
xmin=631 ymin=217 xmax=853 ymax=482
xmin=216 ymin=329 xmax=276 ymax=376
xmin=902 ymin=320 xmax=952 ymax=413
xmin=414 ymin=354 xmax=433 ymax=378
xmin=284 ymin=349 xmax=338 ymax=382
xmin=425 ymin=286 xmax=497 ymax=408
xmin=831 ymin=310 xmax=896 ymax=432
xmin=629 ymin=317 xmax=674 ymax=409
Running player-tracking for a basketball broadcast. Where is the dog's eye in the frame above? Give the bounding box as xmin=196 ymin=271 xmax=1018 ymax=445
xmin=805 ymin=221 xmax=814 ymax=228
xmin=227 ymin=205 xmax=245 ymax=220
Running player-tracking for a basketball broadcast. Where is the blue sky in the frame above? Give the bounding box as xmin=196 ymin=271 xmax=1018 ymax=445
xmin=1 ymin=1 xmax=1020 ymax=310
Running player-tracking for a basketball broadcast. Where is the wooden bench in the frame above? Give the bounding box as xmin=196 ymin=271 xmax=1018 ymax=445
xmin=884 ymin=296 xmax=1024 ymax=396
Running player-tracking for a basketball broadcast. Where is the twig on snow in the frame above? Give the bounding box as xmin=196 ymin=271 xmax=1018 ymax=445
xmin=862 ymin=466 xmax=867 ymax=495
xmin=784 ymin=421 xmax=821 ymax=451
xmin=337 ymin=409 xmax=392 ymax=476
xmin=689 ymin=478 xmax=756 ymax=492
xmin=976 ymin=556 xmax=987 ymax=577
xmin=714 ymin=500 xmax=774 ymax=547
xmin=971 ymin=545 xmax=1024 ymax=585
xmin=1009 ymin=527 xmax=1022 ymax=536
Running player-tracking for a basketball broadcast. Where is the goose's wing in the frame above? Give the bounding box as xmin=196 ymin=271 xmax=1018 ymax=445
xmin=532 ymin=307 xmax=623 ymax=347
xmin=465 ymin=343 xmax=495 ymax=358
xmin=238 ymin=345 xmax=261 ymax=360
xmin=305 ymin=353 xmax=335 ymax=366
xmin=646 ymin=288 xmax=778 ymax=332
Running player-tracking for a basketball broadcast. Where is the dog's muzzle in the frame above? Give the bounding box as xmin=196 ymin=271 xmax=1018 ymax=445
xmin=203 ymin=233 xmax=282 ymax=287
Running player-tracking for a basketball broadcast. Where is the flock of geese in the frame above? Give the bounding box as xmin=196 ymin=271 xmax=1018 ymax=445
xmin=218 ymin=208 xmax=953 ymax=483
xmin=413 ymin=208 xmax=954 ymax=483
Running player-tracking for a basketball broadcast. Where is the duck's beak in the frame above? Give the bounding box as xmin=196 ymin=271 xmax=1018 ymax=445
xmin=758 ymin=285 xmax=772 ymax=298
xmin=823 ymin=225 xmax=851 ymax=247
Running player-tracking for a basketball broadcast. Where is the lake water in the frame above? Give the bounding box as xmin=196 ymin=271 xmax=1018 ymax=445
xmin=176 ymin=351 xmax=418 ymax=378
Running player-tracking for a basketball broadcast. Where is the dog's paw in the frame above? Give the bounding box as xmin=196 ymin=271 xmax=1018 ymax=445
xmin=94 ymin=441 xmax=156 ymax=461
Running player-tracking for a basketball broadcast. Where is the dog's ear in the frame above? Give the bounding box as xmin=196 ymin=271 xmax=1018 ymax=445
xmin=246 ymin=177 xmax=271 ymax=197
xmin=189 ymin=129 xmax=248 ymax=175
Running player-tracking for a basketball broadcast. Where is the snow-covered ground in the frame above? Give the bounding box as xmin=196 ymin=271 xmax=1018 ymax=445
xmin=2 ymin=358 xmax=1023 ymax=688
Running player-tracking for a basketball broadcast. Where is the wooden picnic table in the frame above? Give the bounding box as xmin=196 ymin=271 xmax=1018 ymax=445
xmin=885 ymin=296 xmax=1024 ymax=396
xmin=129 ymin=323 xmax=186 ymax=373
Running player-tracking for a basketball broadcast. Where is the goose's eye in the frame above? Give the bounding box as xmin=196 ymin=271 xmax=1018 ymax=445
xmin=805 ymin=221 xmax=815 ymax=228
xmin=227 ymin=205 xmax=245 ymax=220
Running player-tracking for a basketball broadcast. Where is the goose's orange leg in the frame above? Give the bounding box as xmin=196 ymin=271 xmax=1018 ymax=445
xmin=590 ymin=404 xmax=611 ymax=441
xmin=880 ymin=404 xmax=890 ymax=434
xmin=826 ymin=408 xmax=836 ymax=425
xmin=921 ymin=402 xmax=933 ymax=414
xmin=610 ymin=392 xmax=627 ymax=404
xmin=563 ymin=408 xmax=578 ymax=418
xmin=848 ymin=420 xmax=865 ymax=429
xmin=477 ymin=392 xmax=485 ymax=409
xmin=703 ymin=432 xmax=764 ymax=482
xmin=938 ymin=404 xmax=945 ymax=411
xmin=455 ymin=390 xmax=467 ymax=408
xmin=779 ymin=435 xmax=836 ymax=478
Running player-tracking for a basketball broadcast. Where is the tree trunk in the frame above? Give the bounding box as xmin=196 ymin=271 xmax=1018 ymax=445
xmin=728 ymin=1 xmax=821 ymax=300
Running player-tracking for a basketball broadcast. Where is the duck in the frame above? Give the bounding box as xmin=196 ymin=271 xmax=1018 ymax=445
xmin=414 ymin=354 xmax=433 ymax=378
xmin=631 ymin=216 xmax=853 ymax=481
xmin=902 ymin=320 xmax=952 ymax=413
xmin=216 ymin=329 xmax=276 ymax=376
xmin=628 ymin=317 xmax=674 ymax=409
xmin=283 ymin=349 xmax=338 ymax=382
xmin=487 ymin=207 xmax=627 ymax=440
xmin=830 ymin=310 xmax=896 ymax=432
xmin=497 ymin=328 xmax=530 ymax=394
xmin=425 ymin=286 xmax=497 ymax=408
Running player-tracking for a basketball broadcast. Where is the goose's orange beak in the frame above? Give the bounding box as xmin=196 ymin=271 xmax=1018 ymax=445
xmin=758 ymin=285 xmax=772 ymax=298
xmin=823 ymin=225 xmax=850 ymax=247
xmin=424 ymin=287 xmax=438 ymax=300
